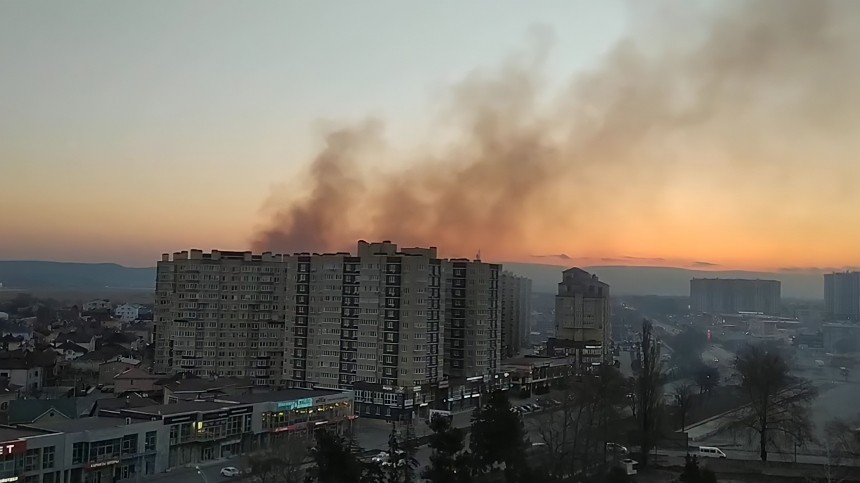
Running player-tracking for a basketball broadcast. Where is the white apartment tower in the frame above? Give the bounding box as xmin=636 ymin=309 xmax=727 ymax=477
xmin=285 ymin=241 xmax=443 ymax=389
xmin=551 ymin=268 xmax=610 ymax=369
xmin=444 ymin=260 xmax=501 ymax=379
xmin=153 ymin=250 xmax=289 ymax=384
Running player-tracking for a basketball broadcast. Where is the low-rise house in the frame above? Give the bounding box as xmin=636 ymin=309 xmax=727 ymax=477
xmin=70 ymin=345 xmax=132 ymax=374
xmin=114 ymin=304 xmax=141 ymax=323
xmin=0 ymin=378 xmax=22 ymax=421
xmin=0 ymin=349 xmax=58 ymax=393
xmin=0 ymin=334 xmax=25 ymax=351
xmin=59 ymin=331 xmax=96 ymax=352
xmin=54 ymin=341 xmax=89 ymax=361
xmin=114 ymin=368 xmax=159 ymax=394
xmin=7 ymin=399 xmax=79 ymax=424
xmin=101 ymin=332 xmax=137 ymax=350
xmin=98 ymin=357 xmax=141 ymax=386
xmin=82 ymin=299 xmax=111 ymax=312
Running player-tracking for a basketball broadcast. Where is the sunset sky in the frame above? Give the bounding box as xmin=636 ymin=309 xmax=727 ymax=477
xmin=2 ymin=1 xmax=860 ymax=271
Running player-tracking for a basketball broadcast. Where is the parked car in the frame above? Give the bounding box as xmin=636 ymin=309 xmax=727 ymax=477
xmin=220 ymin=467 xmax=241 ymax=477
xmin=530 ymin=403 xmax=541 ymax=411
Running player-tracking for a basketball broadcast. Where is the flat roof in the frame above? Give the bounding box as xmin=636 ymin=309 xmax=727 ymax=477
xmin=124 ymin=401 xmax=238 ymax=417
xmin=230 ymin=388 xmax=346 ymax=404
xmin=0 ymin=427 xmax=53 ymax=441
xmin=25 ymin=416 xmax=133 ymax=433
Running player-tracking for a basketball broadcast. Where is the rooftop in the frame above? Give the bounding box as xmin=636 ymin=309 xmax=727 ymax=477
xmin=25 ymin=416 xmax=133 ymax=433
xmin=0 ymin=426 xmax=52 ymax=441
xmin=161 ymin=377 xmax=253 ymax=392
xmin=122 ymin=400 xmax=237 ymax=417
xmin=229 ymin=388 xmax=345 ymax=404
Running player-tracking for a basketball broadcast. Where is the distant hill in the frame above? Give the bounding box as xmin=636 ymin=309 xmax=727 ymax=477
xmin=0 ymin=260 xmax=825 ymax=300
xmin=501 ymin=262 xmax=824 ymax=300
xmin=0 ymin=261 xmax=155 ymax=290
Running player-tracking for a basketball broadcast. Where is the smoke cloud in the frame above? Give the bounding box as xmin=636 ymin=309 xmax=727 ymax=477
xmin=253 ymin=0 xmax=860 ymax=264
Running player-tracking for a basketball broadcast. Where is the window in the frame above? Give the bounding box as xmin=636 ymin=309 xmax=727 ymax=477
xmin=42 ymin=446 xmax=55 ymax=469
xmin=145 ymin=431 xmax=157 ymax=452
xmin=121 ymin=434 xmax=138 ymax=455
xmin=72 ymin=442 xmax=86 ymax=464
xmin=24 ymin=448 xmax=39 ymax=471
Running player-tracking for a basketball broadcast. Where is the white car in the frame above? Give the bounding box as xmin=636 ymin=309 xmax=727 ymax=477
xmin=220 ymin=466 xmax=241 ymax=477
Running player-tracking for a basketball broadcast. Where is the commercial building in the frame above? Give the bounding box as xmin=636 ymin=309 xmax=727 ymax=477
xmin=824 ymin=271 xmax=860 ymax=320
xmin=500 ymin=272 xmax=532 ymax=358
xmin=502 ymin=356 xmax=576 ymax=396
xmin=443 ymin=259 xmax=501 ymax=380
xmin=550 ymin=268 xmax=610 ymax=370
xmin=689 ymin=278 xmax=781 ymax=315
xmin=0 ymin=388 xmax=352 ymax=482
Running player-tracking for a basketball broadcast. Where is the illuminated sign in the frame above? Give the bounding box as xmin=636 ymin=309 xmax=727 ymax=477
xmin=86 ymin=459 xmax=119 ymax=469
xmin=276 ymin=398 xmax=313 ymax=411
xmin=0 ymin=476 xmax=19 ymax=483
xmin=0 ymin=441 xmax=26 ymax=456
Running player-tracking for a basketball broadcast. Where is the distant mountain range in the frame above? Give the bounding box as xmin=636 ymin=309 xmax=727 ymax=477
xmin=0 ymin=260 xmax=825 ymax=299
xmin=0 ymin=261 xmax=155 ymax=290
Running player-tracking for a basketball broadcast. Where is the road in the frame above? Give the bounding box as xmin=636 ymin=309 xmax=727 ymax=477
xmin=145 ymin=456 xmax=242 ymax=483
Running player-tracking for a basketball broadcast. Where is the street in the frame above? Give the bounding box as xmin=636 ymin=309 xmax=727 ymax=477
xmin=144 ymin=456 xmax=242 ymax=483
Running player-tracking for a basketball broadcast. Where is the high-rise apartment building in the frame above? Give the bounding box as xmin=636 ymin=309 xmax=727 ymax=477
xmin=824 ymin=272 xmax=860 ymax=320
xmin=154 ymin=242 xmax=507 ymax=394
xmin=444 ymin=260 xmax=501 ymax=379
xmin=285 ymin=241 xmax=443 ymax=389
xmin=153 ymin=250 xmax=289 ymax=383
xmin=550 ymin=268 xmax=610 ymax=370
xmin=154 ymin=242 xmax=445 ymax=390
xmin=500 ymin=272 xmax=532 ymax=358
xmin=689 ymin=278 xmax=781 ymax=315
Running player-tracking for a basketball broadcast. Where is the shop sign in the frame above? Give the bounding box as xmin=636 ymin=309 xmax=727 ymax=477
xmin=277 ymin=398 xmax=313 ymax=411
xmin=0 ymin=441 xmax=26 ymax=456
xmin=86 ymin=459 xmax=119 ymax=469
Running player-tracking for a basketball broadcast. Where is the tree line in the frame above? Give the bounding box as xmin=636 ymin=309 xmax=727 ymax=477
xmin=246 ymin=317 xmax=859 ymax=482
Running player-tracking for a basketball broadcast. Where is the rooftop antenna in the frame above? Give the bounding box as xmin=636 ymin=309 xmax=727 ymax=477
xmin=476 ymin=249 xmax=481 ymax=262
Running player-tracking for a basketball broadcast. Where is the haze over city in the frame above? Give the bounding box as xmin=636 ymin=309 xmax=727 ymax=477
xmin=3 ymin=0 xmax=860 ymax=272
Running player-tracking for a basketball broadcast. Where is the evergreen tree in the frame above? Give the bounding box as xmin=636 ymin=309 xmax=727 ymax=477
xmin=679 ymin=454 xmax=718 ymax=483
xmin=307 ymin=428 xmax=363 ymax=483
xmin=469 ymin=390 xmax=529 ymax=482
xmin=422 ymin=414 xmax=471 ymax=483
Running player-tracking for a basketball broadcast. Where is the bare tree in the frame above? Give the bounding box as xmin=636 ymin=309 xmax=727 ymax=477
xmin=672 ymin=383 xmax=695 ymax=432
xmin=826 ymin=415 xmax=860 ymax=459
xmin=727 ymin=343 xmax=817 ymax=462
xmin=243 ymin=440 xmax=309 ymax=483
xmin=636 ymin=319 xmax=664 ymax=467
xmin=529 ymin=367 xmax=628 ymax=478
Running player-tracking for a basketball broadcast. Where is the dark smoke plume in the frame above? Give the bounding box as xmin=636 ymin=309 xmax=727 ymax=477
xmin=253 ymin=0 xmax=860 ymax=261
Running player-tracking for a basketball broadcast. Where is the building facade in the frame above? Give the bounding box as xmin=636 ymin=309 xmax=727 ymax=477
xmin=154 ymin=242 xmax=446 ymax=391
xmin=500 ymin=272 xmax=532 ymax=358
xmin=824 ymin=271 xmax=860 ymax=320
xmin=443 ymin=260 xmax=500 ymax=380
xmin=552 ymin=268 xmax=610 ymax=370
xmin=154 ymin=250 xmax=290 ymax=384
xmin=284 ymin=241 xmax=444 ymax=391
xmin=689 ymin=278 xmax=781 ymax=315
xmin=0 ymin=388 xmax=353 ymax=482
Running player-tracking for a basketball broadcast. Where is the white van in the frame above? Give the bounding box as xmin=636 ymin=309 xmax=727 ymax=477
xmin=698 ymin=446 xmax=727 ymax=459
